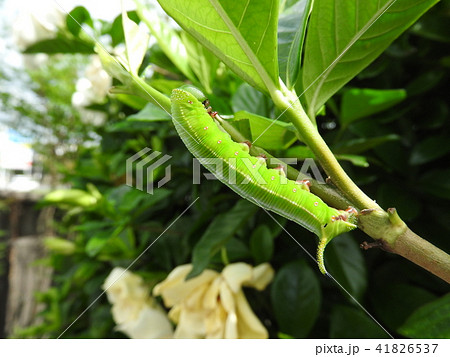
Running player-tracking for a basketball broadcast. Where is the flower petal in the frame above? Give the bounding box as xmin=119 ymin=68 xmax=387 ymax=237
xmin=174 ymin=308 xmax=207 ymax=338
xmin=222 ymin=263 xmax=252 ymax=293
xmin=246 ymin=263 xmax=275 ymax=290
xmin=153 ymin=265 xmax=218 ymax=306
xmin=235 ymin=290 xmax=268 ymax=339
xmin=117 ymin=306 xmax=173 ymax=339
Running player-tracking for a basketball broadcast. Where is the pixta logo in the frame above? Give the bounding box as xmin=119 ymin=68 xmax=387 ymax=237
xmin=126 ymin=148 xmax=172 ymax=194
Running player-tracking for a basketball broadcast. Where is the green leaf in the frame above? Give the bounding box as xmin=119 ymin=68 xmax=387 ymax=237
xmin=188 ymin=200 xmax=258 ymax=279
xmin=114 ymin=93 xmax=148 ymax=110
xmin=335 ymin=154 xmax=369 ymax=168
xmin=157 ymin=0 xmax=280 ymax=93
xmin=302 ymin=0 xmax=439 ymax=117
xmin=44 ymin=238 xmax=76 ymax=255
xmin=66 ymin=6 xmax=93 ymax=37
xmin=334 ymin=134 xmax=399 ymax=155
xmin=122 ymin=9 xmax=149 ymax=75
xmin=42 ymin=189 xmax=97 ymax=207
xmin=97 ymin=44 xmax=171 ymax=111
xmin=406 ymin=69 xmax=445 ymax=96
xmin=286 ymin=145 xmax=314 ymax=159
xmin=148 ymin=79 xmax=187 ymax=95
xmin=250 ymin=225 xmax=274 ymax=264
xmin=117 ymin=188 xmax=172 ymax=215
xmin=398 ymin=293 xmax=450 ymax=338
xmin=232 ymin=111 xmax=297 ymax=150
xmin=135 ymin=0 xmax=196 ymax=82
xmin=340 ymin=88 xmax=407 ymax=127
xmin=325 ymin=234 xmax=367 ymax=300
xmin=23 ymin=37 xmax=94 ymax=54
xmin=109 ymin=11 xmax=141 ymax=47
xmin=278 ymin=0 xmax=313 ymax=88
xmin=410 ymin=135 xmax=450 ymax=166
xmin=330 ymin=305 xmax=391 ymax=338
xmin=96 ymin=45 xmax=131 ymax=84
xmin=418 ymin=169 xmax=450 ymax=200
xmin=106 ymin=120 xmax=158 ymax=133
xmin=127 ymin=102 xmax=171 ymax=121
xmin=232 ymin=83 xmax=269 ymax=116
xmin=411 ymin=12 xmax=450 ymax=43
xmin=377 ymin=184 xmax=421 ymax=221
xmin=225 ymin=238 xmax=251 ymax=262
xmin=270 ymin=260 xmax=321 ymax=338
xmin=371 ymin=283 xmax=436 ymax=331
xmin=286 ymin=146 xmax=369 ymax=167
xmin=180 ymin=32 xmax=220 ymax=93
xmin=85 ymin=228 xmax=118 ymax=257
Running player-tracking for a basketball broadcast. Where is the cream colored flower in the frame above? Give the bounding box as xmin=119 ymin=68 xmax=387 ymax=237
xmin=72 ymin=56 xmax=112 ymax=108
xmin=153 ymin=263 xmax=274 ymax=339
xmin=103 ymin=267 xmax=173 ymax=339
xmin=13 ymin=1 xmax=65 ymax=50
xmin=72 ymin=55 xmax=111 ymax=126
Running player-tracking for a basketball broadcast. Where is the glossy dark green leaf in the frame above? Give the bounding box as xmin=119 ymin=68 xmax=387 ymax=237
xmin=325 ymin=234 xmax=367 ymax=300
xmin=250 ymin=225 xmax=274 ymax=264
xmin=271 ymin=260 xmax=321 ymax=338
xmin=419 ymin=169 xmax=450 ymax=200
xmin=330 ymin=305 xmax=391 ymax=338
xmin=335 ymin=154 xmax=369 ymax=168
xmin=371 ymin=283 xmax=436 ymax=331
xmin=377 ymin=184 xmax=421 ymax=221
xmin=406 ymin=70 xmax=445 ymax=96
xmin=302 ymin=0 xmax=438 ymax=117
xmin=225 ymin=238 xmax=251 ymax=262
xmin=340 ymin=88 xmax=406 ymax=126
xmin=334 ymin=134 xmax=399 ymax=155
xmin=188 ymin=200 xmax=258 ymax=279
xmin=411 ymin=14 xmax=450 ymax=43
xmin=410 ymin=135 xmax=450 ymax=166
xmin=398 ymin=293 xmax=450 ymax=338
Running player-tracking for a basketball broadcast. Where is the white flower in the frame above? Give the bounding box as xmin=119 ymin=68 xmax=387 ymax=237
xmin=72 ymin=55 xmax=112 ymax=108
xmin=103 ymin=267 xmax=173 ymax=339
xmin=153 ymin=263 xmax=274 ymax=339
xmin=13 ymin=1 xmax=65 ymax=50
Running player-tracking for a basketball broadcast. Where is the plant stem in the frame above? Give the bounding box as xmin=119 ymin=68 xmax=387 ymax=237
xmin=272 ymin=83 xmax=379 ymax=211
xmin=270 ymin=85 xmax=450 ymax=283
xmin=387 ymin=227 xmax=450 ymax=283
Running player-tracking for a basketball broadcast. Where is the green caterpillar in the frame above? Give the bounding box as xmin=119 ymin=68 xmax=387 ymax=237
xmin=171 ymin=87 xmax=358 ymax=273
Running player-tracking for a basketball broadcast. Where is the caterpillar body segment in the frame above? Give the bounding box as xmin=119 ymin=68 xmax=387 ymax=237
xmin=171 ymin=88 xmax=357 ymax=273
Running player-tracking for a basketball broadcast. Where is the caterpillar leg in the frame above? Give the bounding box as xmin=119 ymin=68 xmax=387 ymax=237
xmin=296 ymin=179 xmax=311 ymax=192
xmin=317 ymin=236 xmax=328 ymax=274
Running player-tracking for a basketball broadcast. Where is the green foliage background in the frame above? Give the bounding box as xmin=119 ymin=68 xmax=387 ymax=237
xmin=2 ymin=0 xmax=449 ymax=339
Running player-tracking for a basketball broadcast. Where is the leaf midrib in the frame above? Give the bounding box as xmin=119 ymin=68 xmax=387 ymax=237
xmin=208 ymin=0 xmax=279 ymax=93
xmin=308 ymin=0 xmax=397 ymax=114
